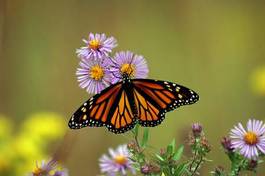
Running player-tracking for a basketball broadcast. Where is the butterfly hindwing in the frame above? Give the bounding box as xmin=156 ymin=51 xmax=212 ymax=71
xmin=106 ymin=89 xmax=137 ymax=133
xmin=68 ymin=82 xmax=137 ymax=134
xmin=132 ymin=79 xmax=199 ymax=127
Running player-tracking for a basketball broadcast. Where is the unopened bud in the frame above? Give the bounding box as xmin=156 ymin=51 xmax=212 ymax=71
xmin=201 ymin=136 xmax=211 ymax=152
xmin=160 ymin=148 xmax=166 ymax=156
xmin=140 ymin=164 xmax=160 ymax=174
xmin=141 ymin=164 xmax=150 ymax=174
xmin=247 ymin=160 xmax=258 ymax=171
xmin=127 ymin=141 xmax=138 ymax=152
xmin=192 ymin=123 xmax=202 ymax=137
xmin=221 ymin=137 xmax=234 ymax=151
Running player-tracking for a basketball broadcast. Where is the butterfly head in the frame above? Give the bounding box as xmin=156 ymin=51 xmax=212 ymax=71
xmin=120 ymin=63 xmax=135 ymax=80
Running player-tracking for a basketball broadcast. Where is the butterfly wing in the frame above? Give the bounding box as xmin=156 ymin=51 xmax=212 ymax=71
xmin=68 ymin=82 xmax=137 ymax=134
xmin=132 ymin=79 xmax=199 ymax=127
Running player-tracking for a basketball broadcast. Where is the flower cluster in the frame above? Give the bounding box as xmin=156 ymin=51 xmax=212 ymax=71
xmin=76 ymin=33 xmax=149 ymax=94
xmin=98 ymin=119 xmax=265 ymax=176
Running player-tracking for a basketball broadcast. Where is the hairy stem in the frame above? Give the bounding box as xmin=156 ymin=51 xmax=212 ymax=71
xmin=191 ymin=156 xmax=203 ymax=176
xmin=189 ymin=150 xmax=198 ymax=172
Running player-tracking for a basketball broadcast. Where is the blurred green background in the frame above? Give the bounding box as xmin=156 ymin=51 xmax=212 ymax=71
xmin=1 ymin=0 xmax=265 ymax=175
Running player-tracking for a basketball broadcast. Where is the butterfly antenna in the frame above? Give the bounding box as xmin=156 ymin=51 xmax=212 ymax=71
xmin=106 ymin=56 xmax=122 ymax=80
xmin=110 ymin=71 xmax=122 ymax=80
xmin=129 ymin=53 xmax=135 ymax=65
xmin=108 ymin=56 xmax=119 ymax=69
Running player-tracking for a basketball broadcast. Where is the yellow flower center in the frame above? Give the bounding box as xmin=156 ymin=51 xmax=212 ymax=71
xmin=32 ymin=167 xmax=44 ymax=176
xmin=89 ymin=39 xmax=100 ymax=50
xmin=114 ymin=155 xmax=127 ymax=165
xmin=244 ymin=131 xmax=258 ymax=145
xmin=120 ymin=63 xmax=135 ymax=77
xmin=90 ymin=65 xmax=104 ymax=80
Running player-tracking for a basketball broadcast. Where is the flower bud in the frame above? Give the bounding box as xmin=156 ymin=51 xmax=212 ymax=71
xmin=127 ymin=141 xmax=140 ymax=153
xmin=201 ymin=136 xmax=211 ymax=152
xmin=192 ymin=123 xmax=202 ymax=137
xmin=160 ymin=148 xmax=166 ymax=156
xmin=221 ymin=137 xmax=234 ymax=151
xmin=140 ymin=164 xmax=150 ymax=174
xmin=247 ymin=160 xmax=258 ymax=171
xmin=140 ymin=164 xmax=160 ymax=174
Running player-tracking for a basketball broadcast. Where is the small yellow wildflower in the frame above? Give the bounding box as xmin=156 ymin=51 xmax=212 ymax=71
xmin=250 ymin=66 xmax=265 ymax=96
xmin=21 ymin=112 xmax=66 ymax=141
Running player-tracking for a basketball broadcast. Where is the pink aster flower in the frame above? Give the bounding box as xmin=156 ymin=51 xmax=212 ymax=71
xmin=76 ymin=33 xmax=117 ymax=59
xmin=99 ymin=144 xmax=136 ymax=176
xmin=110 ymin=51 xmax=149 ymax=83
xmin=230 ymin=119 xmax=265 ymax=159
xmin=76 ymin=57 xmax=112 ymax=94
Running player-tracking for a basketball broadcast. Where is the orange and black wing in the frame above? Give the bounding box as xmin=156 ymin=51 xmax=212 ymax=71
xmin=132 ymin=79 xmax=199 ymax=127
xmin=68 ymin=82 xmax=137 ymax=134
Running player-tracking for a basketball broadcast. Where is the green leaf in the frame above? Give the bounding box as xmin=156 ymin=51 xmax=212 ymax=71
xmin=175 ymin=163 xmax=188 ymax=175
xmin=171 ymin=139 xmax=176 ymax=154
xmin=172 ymin=145 xmax=184 ymax=161
xmin=140 ymin=128 xmax=149 ymax=148
xmin=170 ymin=139 xmax=176 ymax=153
xmin=258 ymin=159 xmax=264 ymax=164
xmin=137 ymin=153 xmax=146 ymax=164
xmin=155 ymin=154 xmax=165 ymax=162
xmin=167 ymin=145 xmax=173 ymax=156
xmin=166 ymin=139 xmax=176 ymax=156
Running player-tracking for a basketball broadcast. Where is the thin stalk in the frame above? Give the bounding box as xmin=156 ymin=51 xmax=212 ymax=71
xmin=191 ymin=156 xmax=203 ymax=176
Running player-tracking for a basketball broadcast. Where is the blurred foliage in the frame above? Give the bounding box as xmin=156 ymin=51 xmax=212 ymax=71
xmin=0 ymin=112 xmax=66 ymax=176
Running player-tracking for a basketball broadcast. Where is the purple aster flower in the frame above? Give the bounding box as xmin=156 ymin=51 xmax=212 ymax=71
xmin=29 ymin=159 xmax=68 ymax=176
xmin=110 ymin=51 xmax=149 ymax=83
xmin=53 ymin=170 xmax=68 ymax=176
xmin=76 ymin=57 xmax=112 ymax=94
xmin=76 ymin=33 xmax=117 ymax=59
xmin=99 ymin=144 xmax=136 ymax=176
xmin=29 ymin=160 xmax=56 ymax=176
xmin=230 ymin=119 xmax=265 ymax=159
xmin=29 ymin=160 xmax=57 ymax=176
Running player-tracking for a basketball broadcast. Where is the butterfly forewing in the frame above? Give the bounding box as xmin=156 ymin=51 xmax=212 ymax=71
xmin=68 ymin=82 xmax=121 ymax=129
xmin=132 ymin=79 xmax=199 ymax=127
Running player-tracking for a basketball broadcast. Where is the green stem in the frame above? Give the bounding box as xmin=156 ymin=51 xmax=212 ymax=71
xmin=189 ymin=150 xmax=198 ymax=172
xmin=131 ymin=130 xmax=146 ymax=164
xmin=230 ymin=160 xmax=242 ymax=176
xmin=191 ymin=156 xmax=203 ymax=176
xmin=133 ymin=131 xmax=140 ymax=149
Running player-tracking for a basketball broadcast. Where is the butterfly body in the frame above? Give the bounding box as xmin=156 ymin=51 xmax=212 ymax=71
xmin=69 ymin=78 xmax=199 ymax=134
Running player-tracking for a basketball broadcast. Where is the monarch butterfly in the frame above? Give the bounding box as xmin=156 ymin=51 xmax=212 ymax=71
xmin=68 ymin=75 xmax=199 ymax=134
